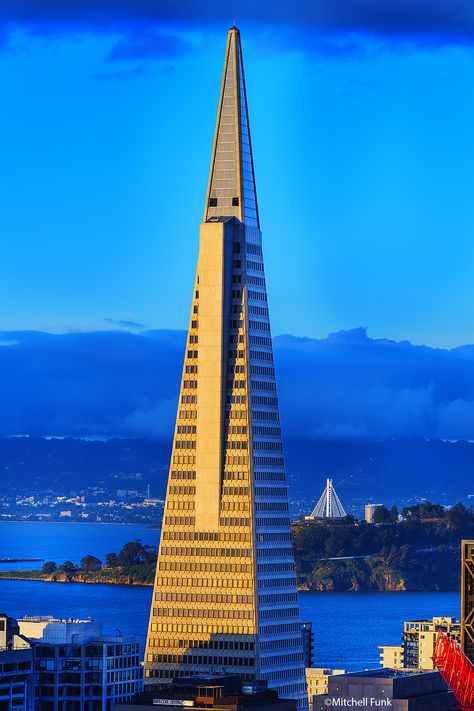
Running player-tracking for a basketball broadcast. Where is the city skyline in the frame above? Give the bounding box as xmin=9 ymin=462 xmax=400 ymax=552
xmin=1 ymin=4 xmax=474 ymax=346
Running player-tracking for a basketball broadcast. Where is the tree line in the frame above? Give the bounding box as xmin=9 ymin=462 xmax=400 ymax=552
xmin=41 ymin=540 xmax=158 ymax=581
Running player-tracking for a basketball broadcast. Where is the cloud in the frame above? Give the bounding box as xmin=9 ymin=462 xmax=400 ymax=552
xmin=1 ymin=327 xmax=474 ymax=442
xmin=92 ymin=65 xmax=148 ymax=80
xmin=103 ymin=317 xmax=145 ymax=329
xmin=105 ymin=28 xmax=190 ymax=62
xmin=273 ymin=328 xmax=474 ymax=442
xmin=1 ymin=0 xmax=474 ymax=59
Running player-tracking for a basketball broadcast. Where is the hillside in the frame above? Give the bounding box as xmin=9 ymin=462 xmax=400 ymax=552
xmin=2 ymin=436 xmax=474 ymax=517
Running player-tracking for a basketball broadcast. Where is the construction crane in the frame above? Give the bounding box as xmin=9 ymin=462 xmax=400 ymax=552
xmin=432 ymin=630 xmax=474 ymax=710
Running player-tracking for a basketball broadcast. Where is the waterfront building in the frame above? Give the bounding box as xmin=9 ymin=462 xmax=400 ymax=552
xmin=312 ymin=669 xmax=452 ymax=711
xmin=304 ymin=669 xmax=346 ymax=711
xmin=309 ymin=479 xmax=346 ymax=519
xmin=461 ymin=540 xmax=474 ymax=664
xmin=379 ymin=616 xmax=461 ymax=670
xmin=19 ymin=616 xmax=142 ymax=711
xmin=144 ymin=25 xmax=308 ymax=708
xmin=365 ymin=503 xmax=384 ymax=523
xmin=0 ymin=614 xmax=33 ymax=711
xmin=116 ymin=675 xmax=296 ymax=710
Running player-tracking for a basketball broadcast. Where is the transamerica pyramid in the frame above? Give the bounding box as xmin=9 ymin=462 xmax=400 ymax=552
xmin=144 ymin=26 xmax=308 ymax=708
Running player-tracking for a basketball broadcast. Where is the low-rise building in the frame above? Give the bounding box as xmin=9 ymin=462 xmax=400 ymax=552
xmin=305 ymin=668 xmax=346 ymax=710
xmin=19 ymin=615 xmax=143 ymax=711
xmin=379 ymin=616 xmax=461 ymax=670
xmin=116 ymin=674 xmax=296 ymax=710
xmin=312 ymin=668 xmax=452 ymax=711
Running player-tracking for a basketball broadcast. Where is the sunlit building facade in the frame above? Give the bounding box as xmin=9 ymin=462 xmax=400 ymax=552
xmin=379 ymin=616 xmax=461 ymax=670
xmin=144 ymin=26 xmax=308 ymax=709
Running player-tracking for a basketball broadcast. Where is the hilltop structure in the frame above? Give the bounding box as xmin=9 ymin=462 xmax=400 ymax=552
xmin=143 ymin=27 xmax=308 ymax=709
xmin=309 ymin=478 xmax=347 ymax=519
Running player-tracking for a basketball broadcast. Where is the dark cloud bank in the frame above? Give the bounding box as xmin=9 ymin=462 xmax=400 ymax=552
xmin=1 ymin=327 xmax=474 ymax=443
xmin=1 ymin=0 xmax=474 ymax=60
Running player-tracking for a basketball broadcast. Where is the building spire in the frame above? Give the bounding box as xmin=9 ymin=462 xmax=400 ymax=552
xmin=204 ymin=26 xmax=259 ymax=228
xmin=310 ymin=478 xmax=347 ymax=519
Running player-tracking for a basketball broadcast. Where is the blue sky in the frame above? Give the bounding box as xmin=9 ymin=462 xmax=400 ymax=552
xmin=1 ymin=3 xmax=474 ymax=347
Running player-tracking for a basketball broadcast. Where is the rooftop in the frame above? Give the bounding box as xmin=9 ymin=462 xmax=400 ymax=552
xmin=343 ymin=668 xmax=433 ymax=679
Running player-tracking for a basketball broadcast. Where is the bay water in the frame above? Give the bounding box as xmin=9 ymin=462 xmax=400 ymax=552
xmin=0 ymin=522 xmax=459 ymax=671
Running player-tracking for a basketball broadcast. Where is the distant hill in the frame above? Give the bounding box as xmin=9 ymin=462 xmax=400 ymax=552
xmin=0 ymin=436 xmax=170 ymax=499
xmin=2 ymin=436 xmax=473 ymax=518
xmin=284 ymin=438 xmax=474 ymax=516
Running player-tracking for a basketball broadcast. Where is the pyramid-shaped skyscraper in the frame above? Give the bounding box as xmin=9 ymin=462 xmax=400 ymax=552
xmin=144 ymin=27 xmax=308 ymax=708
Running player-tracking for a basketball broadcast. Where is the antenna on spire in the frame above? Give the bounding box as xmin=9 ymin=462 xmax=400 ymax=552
xmin=309 ymin=478 xmax=347 ymax=519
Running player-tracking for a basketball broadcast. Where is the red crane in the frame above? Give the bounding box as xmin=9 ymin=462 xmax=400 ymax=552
xmin=432 ymin=630 xmax=474 ymax=710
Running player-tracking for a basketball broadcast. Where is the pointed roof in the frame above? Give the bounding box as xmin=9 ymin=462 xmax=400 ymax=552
xmin=311 ymin=478 xmax=347 ymax=519
xmin=204 ymin=27 xmax=259 ymax=228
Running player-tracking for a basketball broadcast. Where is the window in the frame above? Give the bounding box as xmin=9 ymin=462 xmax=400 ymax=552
xmin=209 ymin=197 xmax=218 ymax=207
xmin=232 ymin=197 xmax=239 ymax=206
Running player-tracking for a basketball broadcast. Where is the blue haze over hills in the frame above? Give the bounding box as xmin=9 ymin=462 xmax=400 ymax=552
xmin=2 ymin=327 xmax=474 ymax=442
xmin=1 ymin=327 xmax=474 ymax=511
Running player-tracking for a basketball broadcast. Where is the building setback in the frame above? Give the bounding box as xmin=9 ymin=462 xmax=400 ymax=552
xmin=144 ymin=25 xmax=308 ymax=709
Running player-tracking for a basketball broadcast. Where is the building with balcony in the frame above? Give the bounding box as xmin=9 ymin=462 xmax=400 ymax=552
xmin=379 ymin=616 xmax=461 ymax=671
xmin=19 ymin=616 xmax=142 ymax=711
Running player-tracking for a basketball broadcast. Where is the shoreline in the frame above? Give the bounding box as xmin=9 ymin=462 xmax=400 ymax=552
xmin=0 ymin=520 xmax=156 ymax=526
xmin=0 ymin=572 xmax=460 ymax=593
xmin=0 ymin=571 xmax=153 ymax=587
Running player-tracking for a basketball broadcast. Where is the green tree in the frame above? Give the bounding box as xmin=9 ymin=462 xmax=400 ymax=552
xmin=389 ymin=506 xmax=399 ymax=523
xmin=403 ymin=502 xmax=445 ymax=520
xmin=372 ymin=506 xmax=391 ymax=524
xmin=446 ymin=502 xmax=473 ymax=531
xmin=41 ymin=561 xmax=57 ymax=575
xmin=117 ymin=540 xmax=146 ymax=568
xmin=105 ymin=552 xmax=119 ymax=568
xmin=57 ymin=560 xmax=78 ymax=580
xmin=80 ymin=555 xmax=102 ymax=573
